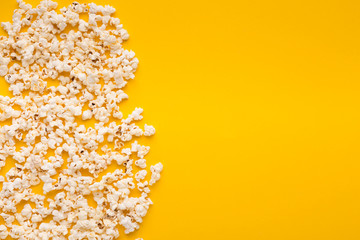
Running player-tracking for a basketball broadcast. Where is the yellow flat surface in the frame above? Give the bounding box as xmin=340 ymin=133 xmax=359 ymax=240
xmin=1 ymin=0 xmax=360 ymax=239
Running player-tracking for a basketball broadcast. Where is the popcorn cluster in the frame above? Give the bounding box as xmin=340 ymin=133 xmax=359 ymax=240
xmin=0 ymin=0 xmax=163 ymax=239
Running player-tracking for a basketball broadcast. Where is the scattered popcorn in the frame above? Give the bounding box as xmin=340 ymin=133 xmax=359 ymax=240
xmin=0 ymin=0 xmax=163 ymax=239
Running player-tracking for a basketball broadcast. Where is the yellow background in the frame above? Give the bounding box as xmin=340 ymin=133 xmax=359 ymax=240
xmin=1 ymin=0 xmax=360 ymax=239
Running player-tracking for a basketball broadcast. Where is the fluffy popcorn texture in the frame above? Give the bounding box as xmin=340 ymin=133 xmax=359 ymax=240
xmin=0 ymin=0 xmax=163 ymax=239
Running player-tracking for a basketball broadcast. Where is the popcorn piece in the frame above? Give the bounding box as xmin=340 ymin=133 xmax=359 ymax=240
xmin=82 ymin=110 xmax=93 ymax=120
xmin=135 ymin=170 xmax=147 ymax=182
xmin=149 ymin=163 xmax=163 ymax=186
xmin=0 ymin=225 xmax=8 ymax=239
xmin=144 ymin=124 xmax=156 ymax=136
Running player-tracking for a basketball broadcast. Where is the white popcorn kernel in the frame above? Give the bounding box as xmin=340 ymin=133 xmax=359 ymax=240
xmin=20 ymin=204 xmax=32 ymax=219
xmin=135 ymin=159 xmax=147 ymax=169
xmin=82 ymin=110 xmax=93 ymax=120
xmin=30 ymin=214 xmax=42 ymax=223
xmin=48 ymin=138 xmax=57 ymax=149
xmin=135 ymin=170 xmax=147 ymax=182
xmin=0 ymin=66 xmax=8 ymax=76
xmin=57 ymin=85 xmax=68 ymax=95
xmin=149 ymin=162 xmax=163 ymax=186
xmin=144 ymin=124 xmax=156 ymax=136
xmin=0 ymin=225 xmax=8 ymax=239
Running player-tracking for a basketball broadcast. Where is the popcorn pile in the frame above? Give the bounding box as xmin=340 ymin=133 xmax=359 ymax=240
xmin=0 ymin=0 xmax=163 ymax=239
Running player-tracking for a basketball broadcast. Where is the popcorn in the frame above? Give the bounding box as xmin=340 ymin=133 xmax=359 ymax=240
xmin=144 ymin=124 xmax=156 ymax=136
xmin=0 ymin=66 xmax=8 ymax=76
xmin=135 ymin=170 xmax=147 ymax=182
xmin=0 ymin=225 xmax=8 ymax=239
xmin=149 ymin=163 xmax=163 ymax=186
xmin=0 ymin=0 xmax=163 ymax=238
xmin=135 ymin=159 xmax=147 ymax=169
